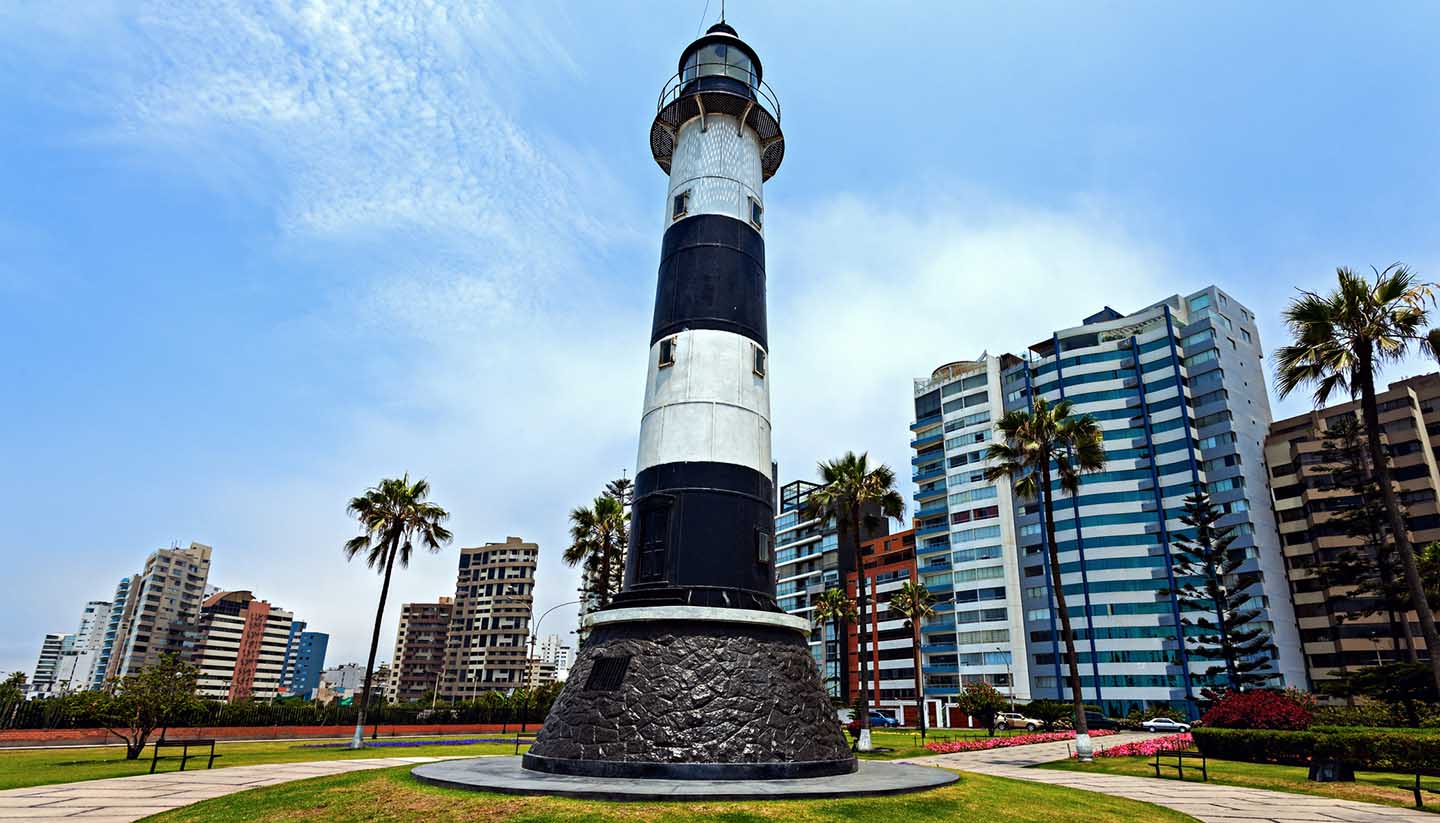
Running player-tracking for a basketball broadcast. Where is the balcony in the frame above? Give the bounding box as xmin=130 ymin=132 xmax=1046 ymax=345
xmin=916 ymin=522 xmax=949 ymax=538
xmin=911 ymin=413 xmax=943 ymax=431
xmin=913 ymin=467 xmax=945 ymax=484
xmin=922 ymin=643 xmax=958 ymax=655
xmin=915 ymin=503 xmax=948 ymax=521
xmin=915 ymin=482 xmax=948 ymax=502
xmin=911 ymin=432 xmax=943 ymax=450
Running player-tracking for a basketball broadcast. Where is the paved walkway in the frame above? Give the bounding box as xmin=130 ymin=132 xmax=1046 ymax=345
xmin=901 ymin=732 xmax=1435 ymax=823
xmin=0 ymin=756 xmax=459 ymax=822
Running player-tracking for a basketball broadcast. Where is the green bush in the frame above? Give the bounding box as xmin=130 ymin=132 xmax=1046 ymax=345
xmin=1193 ymin=727 xmax=1440 ymax=774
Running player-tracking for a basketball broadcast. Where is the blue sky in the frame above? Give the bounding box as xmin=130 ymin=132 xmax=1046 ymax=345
xmin=3 ymin=1 xmax=1439 ymax=679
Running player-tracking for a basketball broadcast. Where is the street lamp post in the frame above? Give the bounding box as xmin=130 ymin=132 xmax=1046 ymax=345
xmin=520 ymin=600 xmax=582 ymax=735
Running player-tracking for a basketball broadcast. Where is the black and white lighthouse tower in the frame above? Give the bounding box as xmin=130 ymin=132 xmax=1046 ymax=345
xmin=525 ymin=21 xmax=855 ymax=779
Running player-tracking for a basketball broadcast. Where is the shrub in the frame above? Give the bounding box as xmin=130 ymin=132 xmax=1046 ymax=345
xmin=1201 ymin=689 xmax=1313 ymax=730
xmin=1094 ymin=733 xmax=1193 ymax=758
xmin=1312 ymin=702 xmax=1401 ymax=728
xmin=924 ymin=729 xmax=1117 ymax=754
xmin=1193 ymin=727 xmax=1440 ymax=775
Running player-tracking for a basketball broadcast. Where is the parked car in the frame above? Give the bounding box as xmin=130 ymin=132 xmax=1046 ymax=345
xmin=994 ymin=711 xmax=1043 ymax=731
xmin=1082 ymin=711 xmax=1120 ymax=731
xmin=845 ymin=711 xmax=901 ymax=733
xmin=1142 ymin=717 xmax=1192 ymax=733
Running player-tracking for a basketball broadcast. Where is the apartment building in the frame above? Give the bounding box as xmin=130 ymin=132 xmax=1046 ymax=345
xmin=910 ymin=355 xmax=1033 ymax=714
xmin=192 ymin=590 xmax=295 ymax=702
xmin=52 ymin=601 xmax=110 ymax=693
xmin=388 ymin=597 xmax=453 ymax=703
xmin=29 ymin=634 xmax=67 ymax=697
xmin=104 ymin=542 xmax=213 ymax=681
xmin=1001 ymin=287 xmax=1304 ymax=716
xmin=439 ymin=537 xmax=537 ymax=699
xmin=846 ymin=529 xmax=923 ymax=722
xmin=1266 ymin=373 xmax=1440 ymax=686
xmin=90 ymin=577 xmax=133 ymax=689
xmin=538 ymin=634 xmax=573 ymax=679
xmin=774 ymin=479 xmax=890 ymax=702
xmin=285 ymin=631 xmax=329 ymax=699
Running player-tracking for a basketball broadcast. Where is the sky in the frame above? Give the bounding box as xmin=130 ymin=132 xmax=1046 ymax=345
xmin=3 ymin=1 xmax=1440 ymax=680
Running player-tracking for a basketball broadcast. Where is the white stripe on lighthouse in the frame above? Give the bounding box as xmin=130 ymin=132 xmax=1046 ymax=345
xmin=666 ymin=114 xmax=764 ymax=231
xmin=637 ymin=328 xmax=771 ymax=476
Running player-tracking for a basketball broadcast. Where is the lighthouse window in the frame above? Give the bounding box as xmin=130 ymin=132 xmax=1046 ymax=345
xmin=749 ymin=197 xmax=763 ymax=228
xmin=752 ymin=344 xmax=766 ymax=377
xmin=658 ymin=337 xmax=677 ymax=368
xmin=672 ymin=190 xmax=690 ymax=220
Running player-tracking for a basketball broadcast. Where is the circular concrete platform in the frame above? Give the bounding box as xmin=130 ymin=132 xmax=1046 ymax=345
xmin=411 ymin=756 xmax=957 ymax=801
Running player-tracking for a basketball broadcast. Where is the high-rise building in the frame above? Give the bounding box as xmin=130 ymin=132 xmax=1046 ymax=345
xmin=276 ymin=619 xmax=311 ymax=697
xmin=1001 ymin=287 xmax=1304 ymax=715
xmin=774 ymin=479 xmax=890 ymax=702
xmin=1266 ymin=372 xmax=1440 ymax=686
xmin=104 ymin=542 xmax=213 ymax=681
xmin=388 ymin=597 xmax=453 ymax=703
xmin=192 ymin=590 xmax=294 ymax=702
xmin=29 ymin=633 xmax=68 ymax=697
xmin=52 ymin=601 xmax=111 ymax=693
xmin=440 ymin=537 xmax=537 ymax=699
xmin=537 ymin=634 xmax=572 ymax=677
xmin=847 ymin=529 xmax=921 ymax=721
xmin=91 ymin=577 xmax=133 ymax=690
xmin=910 ymin=354 xmax=1034 ymax=713
xmin=286 ymin=631 xmax=328 ymax=699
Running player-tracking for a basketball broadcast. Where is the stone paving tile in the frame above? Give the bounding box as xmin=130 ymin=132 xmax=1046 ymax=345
xmin=0 ymin=755 xmax=459 ymax=823
xmin=900 ymin=732 xmax=1438 ymax=823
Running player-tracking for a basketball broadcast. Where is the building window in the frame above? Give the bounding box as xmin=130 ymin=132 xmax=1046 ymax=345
xmin=658 ymin=337 xmax=676 ymax=368
xmin=752 ymin=344 xmax=766 ymax=377
xmin=672 ymin=190 xmax=690 ymax=220
xmin=749 ymin=197 xmax=763 ymax=228
xmin=757 ymin=530 xmax=772 ymax=564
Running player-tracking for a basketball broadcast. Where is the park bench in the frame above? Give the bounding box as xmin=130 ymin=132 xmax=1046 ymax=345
xmin=1152 ymin=750 xmax=1207 ymax=782
xmin=149 ymin=739 xmax=221 ymax=774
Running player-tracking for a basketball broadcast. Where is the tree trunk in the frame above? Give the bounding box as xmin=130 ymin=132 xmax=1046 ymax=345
xmin=851 ymin=507 xmax=872 ymax=749
xmin=1040 ymin=460 xmax=1090 ymax=756
xmin=911 ymin=619 xmax=926 ymax=742
xmin=353 ymin=538 xmax=399 ymax=749
xmin=1357 ymin=351 xmax=1440 ymax=692
xmin=598 ymin=530 xmax=613 ymax=609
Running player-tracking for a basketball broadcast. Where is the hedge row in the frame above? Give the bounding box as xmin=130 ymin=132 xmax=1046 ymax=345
xmin=1193 ymin=727 xmax=1440 ymax=774
xmin=1 ymin=698 xmax=550 ymax=731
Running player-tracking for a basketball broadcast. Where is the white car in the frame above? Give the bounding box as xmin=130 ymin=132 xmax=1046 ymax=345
xmin=1142 ymin=717 xmax=1192 ymax=733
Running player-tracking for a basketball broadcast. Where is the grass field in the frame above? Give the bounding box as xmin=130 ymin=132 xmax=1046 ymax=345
xmin=1043 ymin=755 xmax=1440 ymax=812
xmin=144 ymin=764 xmax=1198 ymax=823
xmin=0 ymin=735 xmax=531 ymax=791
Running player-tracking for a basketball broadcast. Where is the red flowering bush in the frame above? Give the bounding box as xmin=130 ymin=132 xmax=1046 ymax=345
xmin=1201 ymin=689 xmax=1314 ymax=730
xmin=1093 ymin=733 xmax=1193 ymax=758
xmin=924 ymin=729 xmax=1116 ymax=754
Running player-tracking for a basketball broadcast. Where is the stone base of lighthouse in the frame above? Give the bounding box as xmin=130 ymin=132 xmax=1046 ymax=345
xmin=522 ymin=608 xmax=856 ymax=779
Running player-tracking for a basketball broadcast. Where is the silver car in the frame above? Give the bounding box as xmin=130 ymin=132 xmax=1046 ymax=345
xmin=1142 ymin=717 xmax=1192 ymax=733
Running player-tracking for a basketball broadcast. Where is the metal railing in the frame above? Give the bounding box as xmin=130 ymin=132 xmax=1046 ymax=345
xmin=656 ymin=62 xmax=781 ymax=124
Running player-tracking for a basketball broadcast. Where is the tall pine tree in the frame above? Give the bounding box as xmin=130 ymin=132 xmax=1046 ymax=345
xmin=1312 ymin=416 xmax=1417 ymax=661
xmin=1170 ymin=489 xmax=1274 ymax=690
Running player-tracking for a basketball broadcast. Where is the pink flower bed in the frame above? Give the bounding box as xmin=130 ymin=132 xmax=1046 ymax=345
xmin=1094 ymin=733 xmax=1193 ymax=758
xmin=925 ymin=729 xmax=1117 ymax=754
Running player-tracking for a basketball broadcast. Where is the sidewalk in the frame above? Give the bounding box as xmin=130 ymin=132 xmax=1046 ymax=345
xmin=0 ymin=756 xmax=460 ymax=822
xmin=901 ymin=733 xmax=1435 ymax=823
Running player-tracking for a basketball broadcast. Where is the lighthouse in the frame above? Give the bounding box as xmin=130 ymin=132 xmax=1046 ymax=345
xmin=525 ymin=21 xmax=855 ymax=779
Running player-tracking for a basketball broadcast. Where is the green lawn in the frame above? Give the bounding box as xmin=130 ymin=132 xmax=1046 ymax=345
xmin=1043 ymin=755 xmax=1439 ymax=812
xmin=145 ymin=764 xmax=1198 ymax=823
xmin=856 ymin=727 xmax=1026 ymax=761
xmin=0 ymin=735 xmax=530 ymax=791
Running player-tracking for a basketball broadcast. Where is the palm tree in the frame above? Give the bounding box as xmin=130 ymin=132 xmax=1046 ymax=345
xmin=803 ymin=452 xmax=905 ymax=752
xmin=986 ymin=397 xmax=1105 ymax=759
xmin=343 ymin=474 xmax=452 ymax=749
xmin=1275 ymin=264 xmax=1440 ymax=692
xmin=812 ymin=587 xmax=857 ymax=701
xmin=888 ymin=580 xmax=936 ymax=742
xmin=565 ymin=495 xmax=627 ymax=610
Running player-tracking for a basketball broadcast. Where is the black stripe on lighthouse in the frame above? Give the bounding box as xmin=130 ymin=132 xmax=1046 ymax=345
xmin=651 ymin=213 xmax=767 ymax=349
